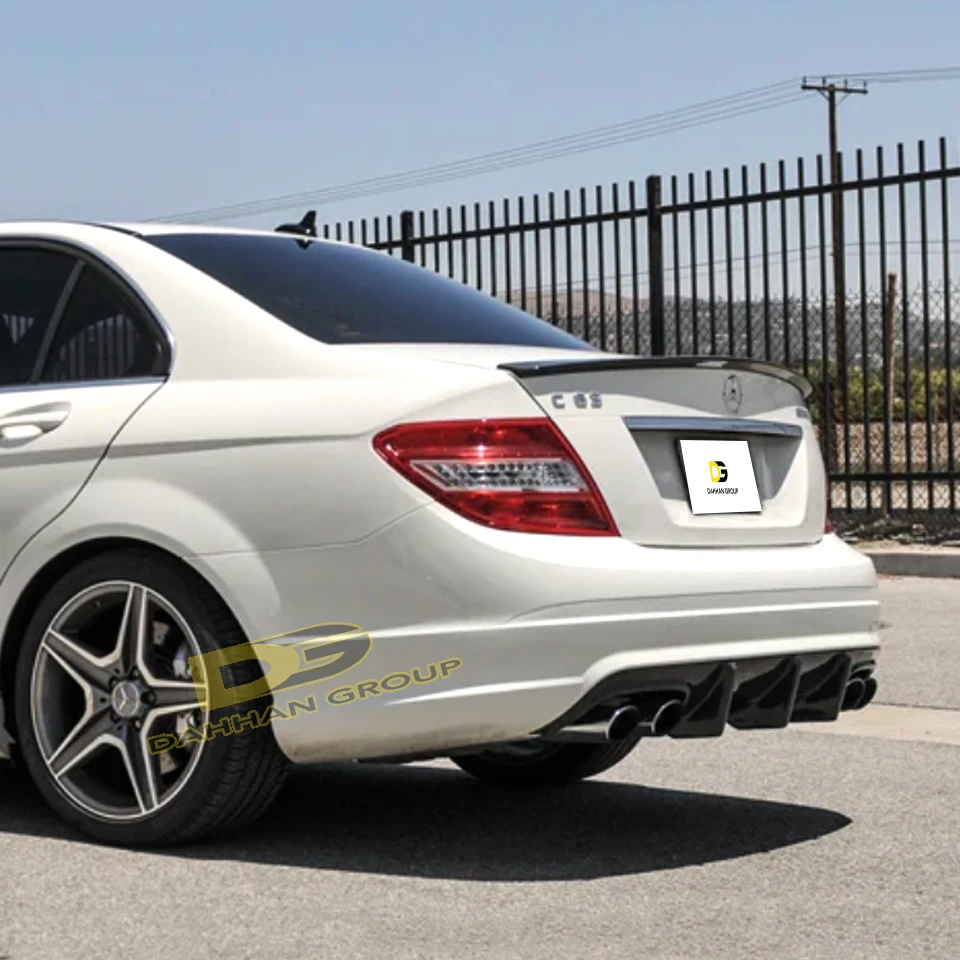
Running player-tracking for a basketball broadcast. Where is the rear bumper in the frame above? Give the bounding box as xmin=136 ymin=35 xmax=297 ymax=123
xmin=191 ymin=508 xmax=880 ymax=763
xmin=537 ymin=650 xmax=877 ymax=743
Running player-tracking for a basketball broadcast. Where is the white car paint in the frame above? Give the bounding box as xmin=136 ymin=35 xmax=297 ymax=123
xmin=0 ymin=221 xmax=879 ymax=767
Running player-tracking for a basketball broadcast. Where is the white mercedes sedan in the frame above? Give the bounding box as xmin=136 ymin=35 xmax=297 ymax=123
xmin=0 ymin=217 xmax=879 ymax=846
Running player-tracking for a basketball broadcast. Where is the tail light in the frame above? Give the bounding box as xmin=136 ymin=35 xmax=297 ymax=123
xmin=825 ymin=477 xmax=835 ymax=533
xmin=373 ymin=418 xmax=619 ymax=536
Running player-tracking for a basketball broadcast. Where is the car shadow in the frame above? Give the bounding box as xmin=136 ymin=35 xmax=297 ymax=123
xmin=2 ymin=759 xmax=851 ymax=880
xmin=0 ymin=759 xmax=850 ymax=881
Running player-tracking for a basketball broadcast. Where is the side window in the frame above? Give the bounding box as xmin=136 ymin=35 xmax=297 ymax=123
xmin=40 ymin=267 xmax=164 ymax=384
xmin=0 ymin=249 xmax=76 ymax=387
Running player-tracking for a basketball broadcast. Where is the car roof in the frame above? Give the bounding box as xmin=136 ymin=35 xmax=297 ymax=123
xmin=0 ymin=220 xmax=316 ymax=240
xmin=108 ymin=222 xmax=302 ymax=238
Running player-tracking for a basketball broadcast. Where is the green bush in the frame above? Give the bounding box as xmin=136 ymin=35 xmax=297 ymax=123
xmin=803 ymin=364 xmax=960 ymax=422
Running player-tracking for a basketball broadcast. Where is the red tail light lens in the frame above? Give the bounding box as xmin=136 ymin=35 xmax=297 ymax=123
xmin=373 ymin=418 xmax=619 ymax=536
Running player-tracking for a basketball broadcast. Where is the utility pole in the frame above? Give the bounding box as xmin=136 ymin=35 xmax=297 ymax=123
xmin=801 ymin=76 xmax=868 ymax=461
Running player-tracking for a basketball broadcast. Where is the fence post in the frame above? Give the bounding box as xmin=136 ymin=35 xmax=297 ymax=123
xmin=400 ymin=210 xmax=416 ymax=262
xmin=645 ymin=175 xmax=666 ymax=355
xmin=883 ymin=270 xmax=899 ymax=515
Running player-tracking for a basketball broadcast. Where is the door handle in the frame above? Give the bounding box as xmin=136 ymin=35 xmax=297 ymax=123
xmin=0 ymin=405 xmax=70 ymax=441
xmin=0 ymin=423 xmax=44 ymax=441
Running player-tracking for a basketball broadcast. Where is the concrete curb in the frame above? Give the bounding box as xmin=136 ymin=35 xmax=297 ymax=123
xmin=857 ymin=546 xmax=960 ymax=579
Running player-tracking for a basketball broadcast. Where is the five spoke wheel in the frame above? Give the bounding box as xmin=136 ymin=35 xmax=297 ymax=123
xmin=30 ymin=581 xmax=208 ymax=821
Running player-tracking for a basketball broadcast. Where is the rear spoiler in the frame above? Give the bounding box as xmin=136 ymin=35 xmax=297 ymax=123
xmin=498 ymin=355 xmax=814 ymax=400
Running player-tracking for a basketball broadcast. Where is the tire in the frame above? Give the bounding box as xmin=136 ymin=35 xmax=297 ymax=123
xmin=451 ymin=735 xmax=641 ymax=787
xmin=14 ymin=548 xmax=289 ymax=846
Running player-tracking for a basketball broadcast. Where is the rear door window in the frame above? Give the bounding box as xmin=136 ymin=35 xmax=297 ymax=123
xmin=40 ymin=267 xmax=166 ymax=383
xmin=0 ymin=249 xmax=76 ymax=386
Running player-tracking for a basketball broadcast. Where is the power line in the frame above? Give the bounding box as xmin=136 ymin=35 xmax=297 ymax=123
xmin=155 ymin=65 xmax=960 ymax=226
xmin=159 ymin=87 xmax=804 ymax=223
xmin=155 ymin=80 xmax=806 ymax=223
xmin=835 ymin=66 xmax=960 ymax=84
xmin=300 ymin=94 xmax=808 ymax=213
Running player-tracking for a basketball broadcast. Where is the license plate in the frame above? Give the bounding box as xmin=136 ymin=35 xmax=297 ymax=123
xmin=677 ymin=439 xmax=762 ymax=515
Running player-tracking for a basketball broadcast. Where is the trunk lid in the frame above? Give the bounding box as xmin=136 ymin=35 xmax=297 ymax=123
xmin=499 ymin=355 xmax=823 ymax=547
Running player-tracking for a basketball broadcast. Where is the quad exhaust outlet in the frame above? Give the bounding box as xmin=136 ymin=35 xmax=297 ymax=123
xmin=535 ymin=654 xmax=878 ymax=746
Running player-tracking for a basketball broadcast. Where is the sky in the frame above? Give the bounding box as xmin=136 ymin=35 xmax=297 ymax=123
xmin=3 ymin=0 xmax=960 ymax=230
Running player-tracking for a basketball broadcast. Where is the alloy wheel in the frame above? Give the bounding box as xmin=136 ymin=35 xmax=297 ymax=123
xmin=29 ymin=581 xmax=209 ymax=822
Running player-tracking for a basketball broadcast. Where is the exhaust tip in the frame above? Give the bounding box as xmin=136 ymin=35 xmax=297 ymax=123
xmin=854 ymin=676 xmax=878 ymax=711
xmin=649 ymin=698 xmax=685 ymax=737
xmin=607 ymin=705 xmax=643 ymax=741
xmin=841 ymin=677 xmax=866 ymax=711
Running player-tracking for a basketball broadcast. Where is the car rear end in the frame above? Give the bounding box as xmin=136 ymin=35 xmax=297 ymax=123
xmin=137 ymin=230 xmax=879 ymax=762
xmin=350 ymin=353 xmax=878 ymax=760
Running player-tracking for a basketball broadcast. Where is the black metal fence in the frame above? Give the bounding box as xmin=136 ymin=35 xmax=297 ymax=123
xmin=321 ymin=136 xmax=960 ymax=516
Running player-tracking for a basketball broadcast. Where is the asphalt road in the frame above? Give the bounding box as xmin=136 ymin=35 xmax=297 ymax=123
xmin=1 ymin=576 xmax=958 ymax=960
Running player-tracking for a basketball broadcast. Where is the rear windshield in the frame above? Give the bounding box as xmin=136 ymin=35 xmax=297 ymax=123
xmin=146 ymin=233 xmax=593 ymax=350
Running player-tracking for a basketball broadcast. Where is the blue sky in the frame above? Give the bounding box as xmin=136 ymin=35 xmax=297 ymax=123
xmin=3 ymin=0 xmax=959 ymax=228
